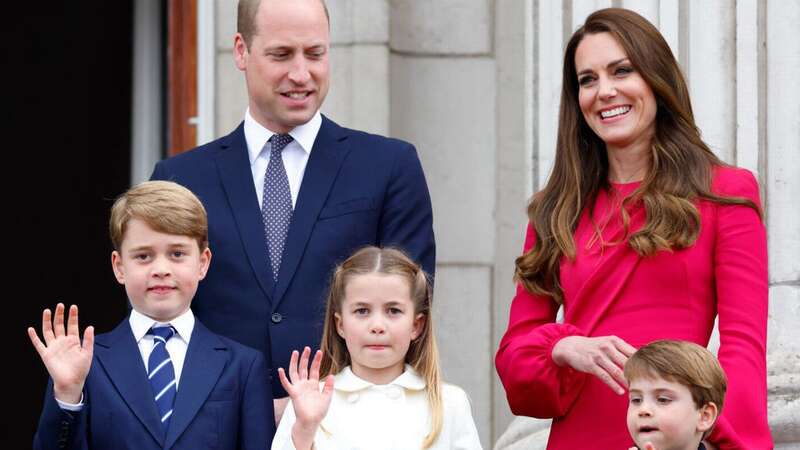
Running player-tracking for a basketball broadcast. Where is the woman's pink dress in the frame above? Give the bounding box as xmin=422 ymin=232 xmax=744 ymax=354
xmin=495 ymin=166 xmax=772 ymax=449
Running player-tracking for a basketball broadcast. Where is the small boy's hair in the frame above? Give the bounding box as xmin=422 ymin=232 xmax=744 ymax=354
xmin=109 ymin=181 xmax=208 ymax=250
xmin=625 ymin=339 xmax=727 ymax=413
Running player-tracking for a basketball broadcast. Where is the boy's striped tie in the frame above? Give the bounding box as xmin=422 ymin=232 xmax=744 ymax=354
xmin=147 ymin=326 xmax=177 ymax=430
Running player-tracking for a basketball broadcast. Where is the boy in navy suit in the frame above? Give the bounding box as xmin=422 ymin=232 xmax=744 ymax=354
xmin=29 ymin=180 xmax=274 ymax=449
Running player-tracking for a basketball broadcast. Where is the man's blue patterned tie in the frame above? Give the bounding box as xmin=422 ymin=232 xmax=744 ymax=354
xmin=262 ymin=134 xmax=294 ymax=280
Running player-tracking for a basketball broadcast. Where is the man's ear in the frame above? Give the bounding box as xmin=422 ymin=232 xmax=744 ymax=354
xmin=234 ymin=33 xmax=249 ymax=71
xmin=696 ymin=402 xmax=719 ymax=433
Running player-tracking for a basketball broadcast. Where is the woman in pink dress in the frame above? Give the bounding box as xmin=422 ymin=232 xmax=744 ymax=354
xmin=495 ymin=8 xmax=772 ymax=450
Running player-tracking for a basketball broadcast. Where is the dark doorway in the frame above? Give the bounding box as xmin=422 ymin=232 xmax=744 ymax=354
xmin=8 ymin=2 xmax=137 ymax=447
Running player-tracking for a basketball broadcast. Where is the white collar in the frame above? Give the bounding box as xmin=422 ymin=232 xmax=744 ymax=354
xmin=334 ymin=365 xmax=427 ymax=392
xmin=243 ymin=108 xmax=322 ymax=165
xmin=128 ymin=308 xmax=195 ymax=344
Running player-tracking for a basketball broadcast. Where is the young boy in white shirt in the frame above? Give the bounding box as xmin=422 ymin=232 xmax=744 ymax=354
xmin=29 ymin=181 xmax=274 ymax=449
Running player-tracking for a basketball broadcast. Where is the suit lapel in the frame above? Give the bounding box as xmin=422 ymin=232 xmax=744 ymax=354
xmin=215 ymin=124 xmax=276 ymax=303
xmin=272 ymin=117 xmax=350 ymax=308
xmin=94 ymin=320 xmax=165 ymax=446
xmin=163 ymin=321 xmax=228 ymax=449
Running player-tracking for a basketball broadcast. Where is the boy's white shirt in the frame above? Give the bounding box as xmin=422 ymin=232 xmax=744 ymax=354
xmin=129 ymin=307 xmax=193 ymax=388
xmin=55 ymin=308 xmax=194 ymax=410
xmin=271 ymin=364 xmax=483 ymax=450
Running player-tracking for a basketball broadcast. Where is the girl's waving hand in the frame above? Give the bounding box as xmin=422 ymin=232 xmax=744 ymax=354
xmin=278 ymin=347 xmax=334 ymax=450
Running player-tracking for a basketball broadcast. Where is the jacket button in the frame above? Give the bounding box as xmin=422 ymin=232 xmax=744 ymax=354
xmin=271 ymin=313 xmax=283 ymax=324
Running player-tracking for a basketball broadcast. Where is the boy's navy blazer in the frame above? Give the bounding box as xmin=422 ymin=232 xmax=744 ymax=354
xmin=34 ymin=317 xmax=273 ymax=450
xmin=150 ymin=116 xmax=435 ymax=396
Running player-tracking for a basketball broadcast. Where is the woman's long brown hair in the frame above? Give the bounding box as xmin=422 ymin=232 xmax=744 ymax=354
xmin=516 ymin=8 xmax=760 ymax=303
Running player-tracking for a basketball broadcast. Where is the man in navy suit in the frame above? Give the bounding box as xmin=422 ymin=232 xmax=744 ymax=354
xmin=150 ymin=0 xmax=435 ymax=421
xmin=30 ymin=181 xmax=273 ymax=449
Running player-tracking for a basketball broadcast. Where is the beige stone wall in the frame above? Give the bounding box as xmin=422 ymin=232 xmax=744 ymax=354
xmin=389 ymin=2 xmax=496 ymax=446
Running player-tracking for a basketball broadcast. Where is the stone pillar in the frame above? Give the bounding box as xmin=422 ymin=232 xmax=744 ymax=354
xmin=389 ymin=1 xmax=495 ymax=447
xmin=493 ymin=0 xmax=535 ymax=444
xmin=765 ymin=0 xmax=800 ymax=447
xmin=324 ymin=0 xmax=390 ymax=135
xmin=214 ymin=0 xmax=247 ymax=136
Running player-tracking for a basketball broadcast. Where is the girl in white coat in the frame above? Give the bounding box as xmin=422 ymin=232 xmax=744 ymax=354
xmin=272 ymin=246 xmax=482 ymax=450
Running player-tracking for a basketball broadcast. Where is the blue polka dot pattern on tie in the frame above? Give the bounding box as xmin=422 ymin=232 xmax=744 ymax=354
xmin=147 ymin=326 xmax=177 ymax=431
xmin=262 ymin=134 xmax=295 ymax=280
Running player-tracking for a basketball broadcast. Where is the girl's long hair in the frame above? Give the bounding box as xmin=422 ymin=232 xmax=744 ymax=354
xmin=319 ymin=246 xmax=443 ymax=448
xmin=516 ymin=8 xmax=760 ymax=303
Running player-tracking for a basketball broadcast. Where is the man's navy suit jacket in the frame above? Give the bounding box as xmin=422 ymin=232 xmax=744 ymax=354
xmin=151 ymin=116 xmax=435 ymax=396
xmin=34 ymin=317 xmax=274 ymax=449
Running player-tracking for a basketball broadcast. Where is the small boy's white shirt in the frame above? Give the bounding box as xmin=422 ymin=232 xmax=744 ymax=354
xmin=129 ymin=307 xmax=194 ymax=388
xmin=272 ymin=364 xmax=483 ymax=450
xmin=55 ymin=394 xmax=84 ymax=411
xmin=55 ymin=308 xmax=194 ymax=410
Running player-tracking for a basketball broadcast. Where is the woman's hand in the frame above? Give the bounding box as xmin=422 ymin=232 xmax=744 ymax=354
xmin=28 ymin=304 xmax=94 ymax=404
xmin=551 ymin=335 xmax=636 ymax=395
xmin=278 ymin=347 xmax=334 ymax=450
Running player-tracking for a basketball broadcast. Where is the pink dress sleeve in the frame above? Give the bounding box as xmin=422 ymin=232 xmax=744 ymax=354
xmin=494 ymin=223 xmax=588 ymax=418
xmin=707 ymin=168 xmax=773 ymax=449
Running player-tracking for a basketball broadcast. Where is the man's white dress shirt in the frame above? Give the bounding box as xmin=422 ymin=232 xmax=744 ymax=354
xmin=244 ymin=108 xmax=322 ymax=208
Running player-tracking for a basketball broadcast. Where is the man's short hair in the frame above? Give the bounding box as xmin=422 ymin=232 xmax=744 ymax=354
xmin=237 ymin=0 xmax=330 ymax=49
xmin=109 ymin=181 xmax=208 ymax=251
xmin=624 ymin=339 xmax=727 ymax=412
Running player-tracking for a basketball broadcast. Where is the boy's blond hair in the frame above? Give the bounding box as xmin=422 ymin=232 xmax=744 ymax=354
xmin=625 ymin=339 xmax=727 ymax=414
xmin=109 ymin=181 xmax=208 ymax=250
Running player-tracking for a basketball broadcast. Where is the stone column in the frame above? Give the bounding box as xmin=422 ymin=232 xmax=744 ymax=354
xmin=389 ymin=1 xmax=495 ymax=447
xmin=765 ymin=0 xmax=800 ymax=447
xmin=324 ymin=0 xmax=390 ymax=135
xmin=214 ymin=0 xmax=247 ymax=136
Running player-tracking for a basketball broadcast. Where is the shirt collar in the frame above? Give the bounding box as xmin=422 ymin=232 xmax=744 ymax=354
xmin=128 ymin=308 xmax=195 ymax=344
xmin=243 ymin=108 xmax=321 ymax=164
xmin=333 ymin=364 xmax=426 ymax=392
